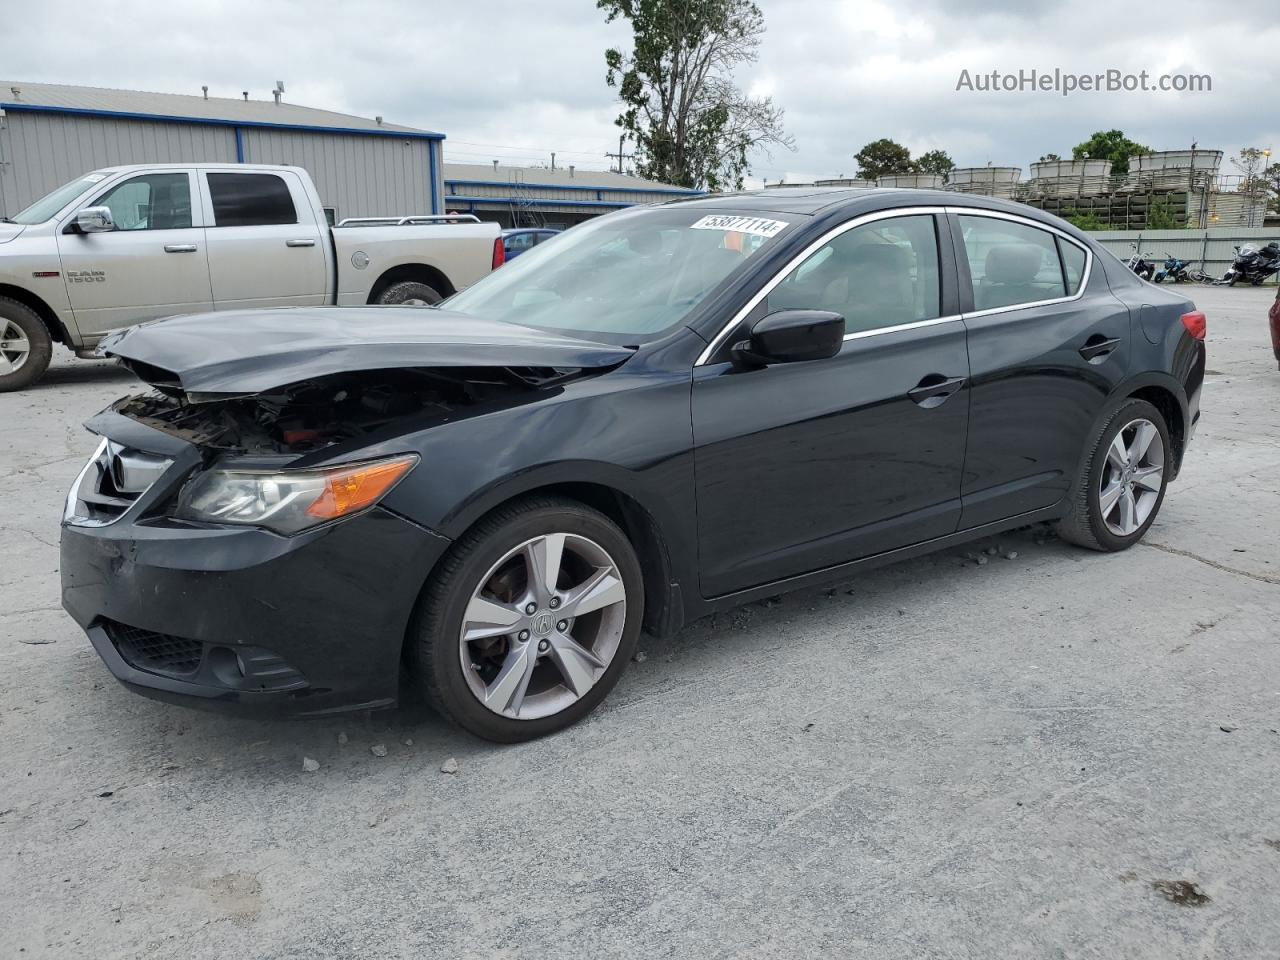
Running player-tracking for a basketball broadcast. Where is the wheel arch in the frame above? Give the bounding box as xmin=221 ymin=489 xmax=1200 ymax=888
xmin=415 ymin=475 xmax=687 ymax=641
xmin=0 ymin=284 xmax=71 ymax=346
xmin=367 ymin=263 xmax=455 ymax=303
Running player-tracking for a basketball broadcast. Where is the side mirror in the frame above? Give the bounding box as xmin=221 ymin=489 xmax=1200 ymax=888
xmin=731 ymin=310 xmax=845 ymax=367
xmin=71 ymin=206 xmax=115 ymax=234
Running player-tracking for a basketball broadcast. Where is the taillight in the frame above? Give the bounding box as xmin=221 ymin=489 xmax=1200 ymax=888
xmin=1180 ymin=310 xmax=1206 ymax=340
xmin=491 ymin=236 xmax=505 ymax=270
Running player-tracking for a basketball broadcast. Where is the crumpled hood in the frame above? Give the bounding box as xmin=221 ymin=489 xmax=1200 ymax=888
xmin=0 ymin=223 xmax=27 ymax=244
xmin=99 ymin=306 xmax=636 ymax=397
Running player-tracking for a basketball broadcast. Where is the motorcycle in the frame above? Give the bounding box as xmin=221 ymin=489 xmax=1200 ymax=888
xmin=1216 ymin=241 xmax=1280 ymax=286
xmin=1124 ymin=243 xmax=1157 ymax=282
xmin=1153 ymin=253 xmax=1197 ymax=284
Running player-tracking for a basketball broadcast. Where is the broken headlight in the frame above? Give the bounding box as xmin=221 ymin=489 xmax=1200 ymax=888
xmin=174 ymin=454 xmax=419 ymax=535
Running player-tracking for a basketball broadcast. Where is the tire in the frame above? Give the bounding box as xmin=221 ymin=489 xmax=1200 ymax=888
xmin=375 ymin=280 xmax=443 ymax=307
xmin=1056 ymin=399 xmax=1171 ymax=552
xmin=407 ymin=496 xmax=644 ymax=742
xmin=0 ymin=297 xmax=54 ymax=393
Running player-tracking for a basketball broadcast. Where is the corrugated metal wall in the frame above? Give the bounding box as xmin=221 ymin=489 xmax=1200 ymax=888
xmin=241 ymin=127 xmax=437 ymax=221
xmin=1092 ymin=228 xmax=1279 ymax=283
xmin=0 ymin=111 xmax=236 ymax=217
xmin=0 ymin=110 xmax=441 ymax=220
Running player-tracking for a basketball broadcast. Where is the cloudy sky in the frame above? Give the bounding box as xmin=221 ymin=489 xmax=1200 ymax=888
xmin=5 ymin=0 xmax=1278 ymax=185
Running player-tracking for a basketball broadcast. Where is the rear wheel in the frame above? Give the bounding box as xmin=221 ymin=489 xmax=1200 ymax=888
xmin=0 ymin=298 xmax=53 ymax=393
xmin=408 ymin=497 xmax=643 ymax=742
xmin=375 ymin=280 xmax=442 ymax=306
xmin=1057 ymin=399 xmax=1170 ymax=552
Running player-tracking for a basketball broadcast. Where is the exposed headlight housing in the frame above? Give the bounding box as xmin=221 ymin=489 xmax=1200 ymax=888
xmin=174 ymin=453 xmax=419 ymax=535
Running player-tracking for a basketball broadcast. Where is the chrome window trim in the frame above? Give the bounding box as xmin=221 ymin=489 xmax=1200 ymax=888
xmin=947 ymin=207 xmax=1093 ymax=319
xmin=694 ymin=206 xmax=947 ymax=365
xmin=694 ymin=204 xmax=1098 ymax=364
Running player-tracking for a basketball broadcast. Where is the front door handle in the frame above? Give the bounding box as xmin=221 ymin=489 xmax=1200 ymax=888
xmin=908 ymin=374 xmax=966 ymax=409
xmin=286 ymin=238 xmax=316 ymax=247
xmin=164 ymin=244 xmax=197 ymax=253
xmin=1079 ymin=334 xmax=1121 ymax=362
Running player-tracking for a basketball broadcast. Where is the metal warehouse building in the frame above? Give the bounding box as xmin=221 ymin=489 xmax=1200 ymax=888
xmin=0 ymin=81 xmax=444 ymax=223
xmin=0 ymin=81 xmax=703 ymax=228
xmin=443 ymin=163 xmax=703 ymax=228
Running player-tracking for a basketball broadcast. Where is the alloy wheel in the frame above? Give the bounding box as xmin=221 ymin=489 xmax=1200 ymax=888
xmin=1098 ymin=417 xmax=1165 ymax=537
xmin=459 ymin=533 xmax=628 ymax=720
xmin=0 ymin=319 xmax=31 ymax=375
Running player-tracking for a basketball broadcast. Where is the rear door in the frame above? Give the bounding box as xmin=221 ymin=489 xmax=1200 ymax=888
xmin=54 ymin=170 xmax=211 ymax=339
xmin=199 ymin=170 xmax=327 ymax=309
xmin=692 ymin=210 xmax=971 ymax=597
xmin=950 ymin=211 xmax=1130 ymax=527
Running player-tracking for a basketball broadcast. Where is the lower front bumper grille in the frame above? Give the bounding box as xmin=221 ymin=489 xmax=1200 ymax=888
xmin=106 ymin=621 xmax=204 ymax=678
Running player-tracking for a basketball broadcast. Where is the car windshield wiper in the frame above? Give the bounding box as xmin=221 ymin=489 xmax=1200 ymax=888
xmin=0 ymin=217 xmax=13 ymax=223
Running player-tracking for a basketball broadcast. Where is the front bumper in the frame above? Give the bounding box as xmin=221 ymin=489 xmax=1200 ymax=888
xmin=59 ymin=413 xmax=450 ymax=717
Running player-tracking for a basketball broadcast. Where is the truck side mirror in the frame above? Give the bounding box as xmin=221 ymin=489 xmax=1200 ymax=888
xmin=69 ymin=207 xmax=115 ymax=234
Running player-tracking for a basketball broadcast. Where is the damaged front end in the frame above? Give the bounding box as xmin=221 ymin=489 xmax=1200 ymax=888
xmin=62 ymin=308 xmax=635 ymax=716
xmin=110 ymin=363 xmax=594 ymax=456
xmin=95 ymin=306 xmax=636 ymax=457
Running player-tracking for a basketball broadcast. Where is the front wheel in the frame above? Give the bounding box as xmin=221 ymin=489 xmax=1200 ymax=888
xmin=1057 ymin=399 xmax=1171 ymax=552
xmin=0 ymin=297 xmax=54 ymax=393
xmin=408 ymin=497 xmax=644 ymax=742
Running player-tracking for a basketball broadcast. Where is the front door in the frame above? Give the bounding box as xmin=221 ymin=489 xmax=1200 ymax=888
xmin=692 ymin=212 xmax=971 ymax=598
xmin=55 ymin=170 xmax=212 ymax=340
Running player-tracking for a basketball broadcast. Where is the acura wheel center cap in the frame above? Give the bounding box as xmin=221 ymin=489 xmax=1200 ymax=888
xmin=530 ymin=611 xmax=554 ymax=636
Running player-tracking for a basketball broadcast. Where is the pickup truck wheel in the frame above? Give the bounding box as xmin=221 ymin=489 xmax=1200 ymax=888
xmin=0 ymin=298 xmax=53 ymax=393
xmin=376 ymin=280 xmax=442 ymax=307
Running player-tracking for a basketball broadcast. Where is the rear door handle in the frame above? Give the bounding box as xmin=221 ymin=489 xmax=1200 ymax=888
xmin=1079 ymin=335 xmax=1121 ymax=362
xmin=286 ymin=238 xmax=316 ymax=247
xmin=164 ymin=244 xmax=197 ymax=253
xmin=908 ymin=374 xmax=967 ymax=409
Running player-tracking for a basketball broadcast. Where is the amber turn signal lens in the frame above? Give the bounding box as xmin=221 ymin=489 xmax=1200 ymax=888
xmin=305 ymin=455 xmax=418 ymax=520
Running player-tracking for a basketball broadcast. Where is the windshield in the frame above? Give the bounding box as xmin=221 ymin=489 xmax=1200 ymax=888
xmin=446 ymin=206 xmax=794 ymax=342
xmin=10 ymin=173 xmax=109 ymax=225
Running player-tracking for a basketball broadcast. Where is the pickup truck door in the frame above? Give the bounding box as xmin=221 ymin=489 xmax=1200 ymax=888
xmin=198 ymin=169 xmax=328 ymax=309
xmin=54 ymin=170 xmax=212 ymax=340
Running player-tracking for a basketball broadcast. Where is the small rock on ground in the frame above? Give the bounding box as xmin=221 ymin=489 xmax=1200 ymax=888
xmin=301 ymin=757 xmax=320 ymax=773
xmin=337 ymin=731 xmax=348 ymax=745
xmin=441 ymin=757 xmax=460 ymax=775
xmin=370 ymin=744 xmax=388 ymax=758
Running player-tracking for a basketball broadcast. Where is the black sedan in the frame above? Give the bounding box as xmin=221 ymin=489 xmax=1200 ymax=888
xmin=60 ymin=189 xmax=1206 ymax=741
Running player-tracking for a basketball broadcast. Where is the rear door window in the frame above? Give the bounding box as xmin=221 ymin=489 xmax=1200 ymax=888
xmin=958 ymin=215 xmax=1067 ymax=310
xmin=1058 ymin=237 xmax=1088 ymax=294
xmin=207 ymin=173 xmax=298 ymax=227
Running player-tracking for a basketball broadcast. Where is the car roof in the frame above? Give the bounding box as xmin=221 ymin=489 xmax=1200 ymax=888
xmin=661 ymin=187 xmax=1095 ymax=242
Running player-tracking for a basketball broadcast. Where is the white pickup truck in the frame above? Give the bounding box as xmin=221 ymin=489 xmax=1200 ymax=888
xmin=0 ymin=163 xmax=503 ymax=390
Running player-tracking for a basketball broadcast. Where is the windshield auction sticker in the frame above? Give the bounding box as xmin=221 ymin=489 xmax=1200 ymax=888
xmin=690 ymin=215 xmax=789 ymax=238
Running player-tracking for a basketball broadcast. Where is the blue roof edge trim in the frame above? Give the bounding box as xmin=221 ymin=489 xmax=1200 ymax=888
xmin=446 ymin=194 xmax=642 ymax=209
xmin=0 ymin=102 xmax=446 ymax=140
xmin=445 ymin=178 xmax=703 ymax=197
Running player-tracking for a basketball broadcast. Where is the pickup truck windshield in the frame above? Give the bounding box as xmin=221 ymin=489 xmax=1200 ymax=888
xmin=445 ymin=207 xmax=793 ymax=342
xmin=10 ymin=173 xmax=107 ymax=224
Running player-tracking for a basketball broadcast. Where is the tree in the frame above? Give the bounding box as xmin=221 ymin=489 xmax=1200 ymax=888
xmin=1071 ymin=130 xmax=1150 ymax=176
xmin=1231 ymin=148 xmax=1271 ymax=197
xmin=854 ymin=138 xmax=913 ymax=180
xmin=914 ymin=149 xmax=955 ymax=180
xmin=599 ymin=0 xmax=793 ymax=191
xmin=1265 ymin=162 xmax=1280 ymax=213
xmin=1039 ymin=152 xmax=1062 ymax=162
